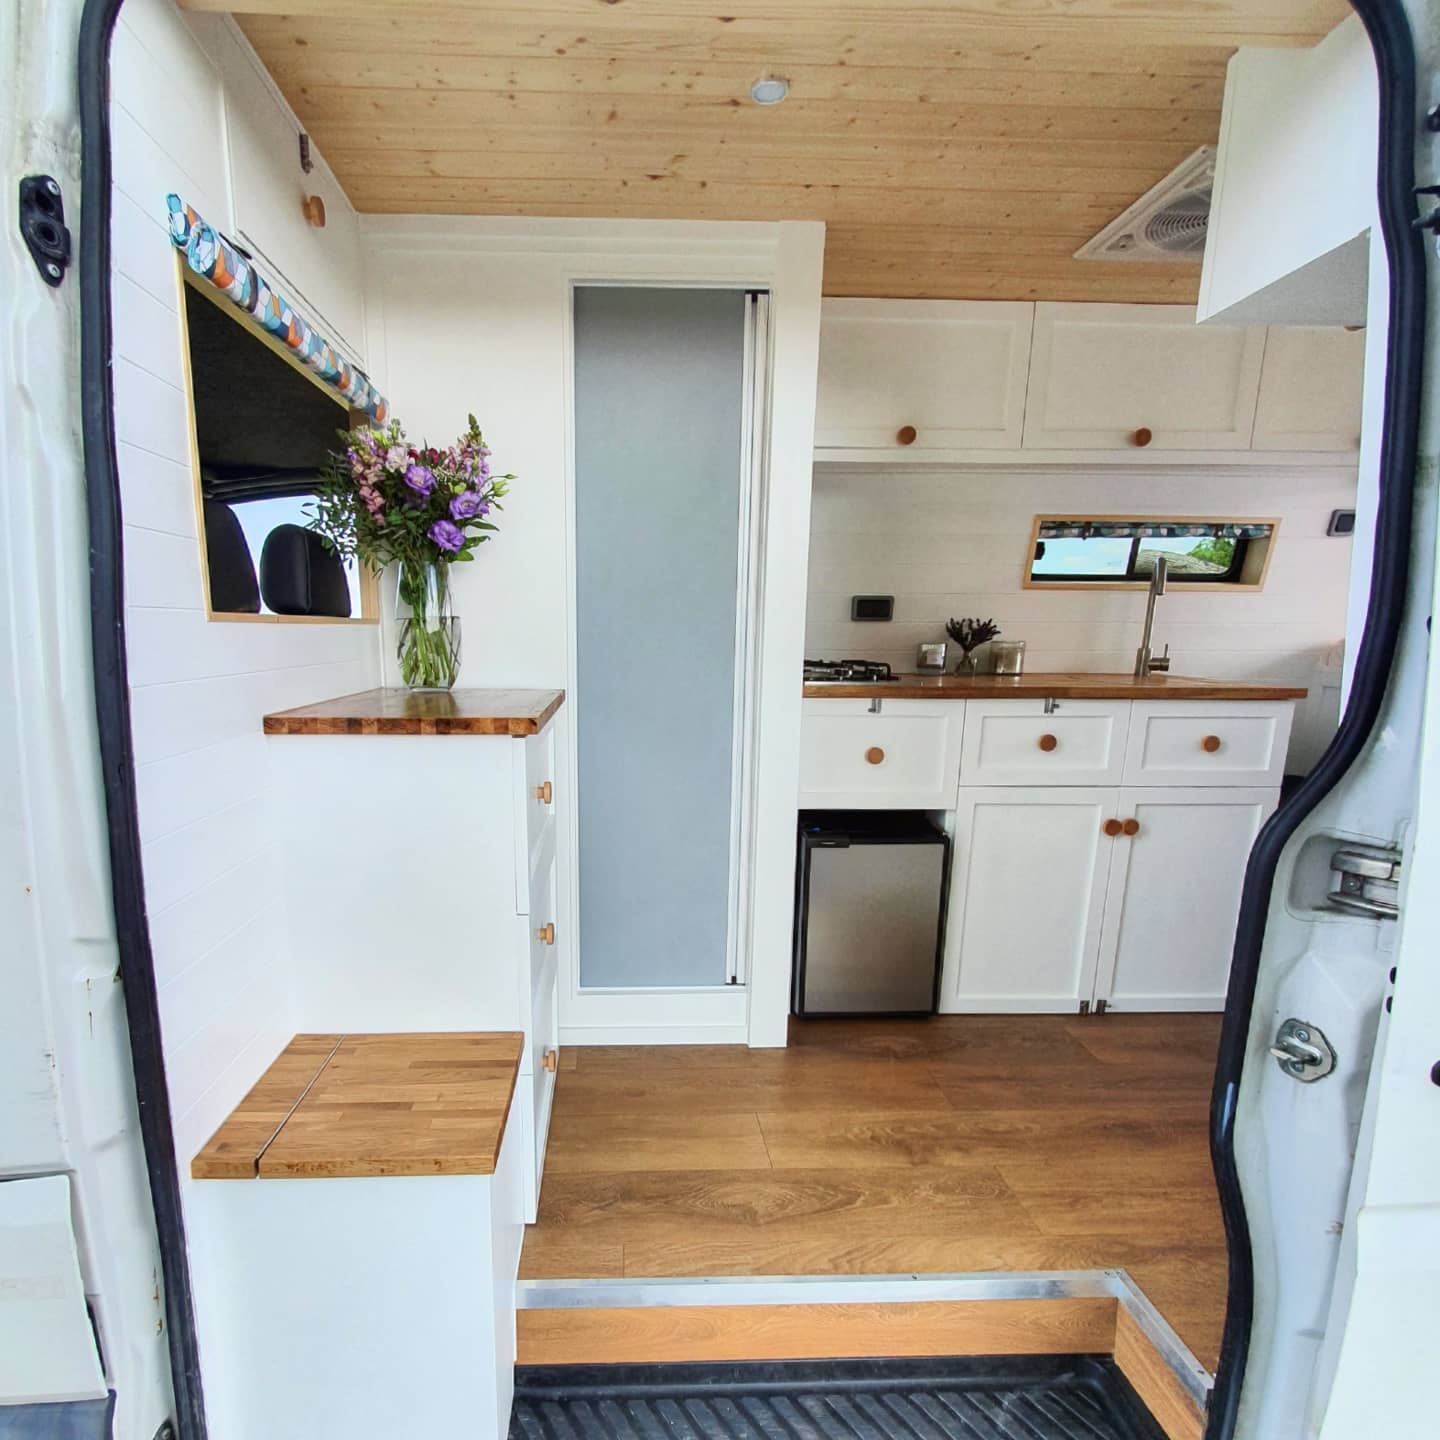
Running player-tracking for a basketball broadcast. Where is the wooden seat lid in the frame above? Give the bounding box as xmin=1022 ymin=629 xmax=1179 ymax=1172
xmin=192 ymin=1032 xmax=525 ymax=1180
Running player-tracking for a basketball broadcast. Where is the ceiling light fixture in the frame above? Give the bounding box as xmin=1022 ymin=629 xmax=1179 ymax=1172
xmin=749 ymin=76 xmax=789 ymax=106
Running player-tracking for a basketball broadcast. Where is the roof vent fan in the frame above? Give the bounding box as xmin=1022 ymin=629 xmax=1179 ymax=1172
xmin=1074 ymin=146 xmax=1216 ymax=263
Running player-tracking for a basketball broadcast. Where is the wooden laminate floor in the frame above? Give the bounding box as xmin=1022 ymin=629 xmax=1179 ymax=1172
xmin=521 ymin=1013 xmax=1227 ymax=1371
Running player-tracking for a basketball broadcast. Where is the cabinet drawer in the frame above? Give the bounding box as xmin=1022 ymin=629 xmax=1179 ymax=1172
xmin=1123 ymin=702 xmax=1292 ymax=787
xmin=513 ymin=727 xmax=556 ymax=912
xmin=959 ymin=701 xmax=1128 ymax=786
xmin=799 ymin=699 xmax=963 ymax=809
xmin=527 ymin=831 xmax=558 ymax=1005
xmin=529 ymin=951 xmax=559 ymax=1208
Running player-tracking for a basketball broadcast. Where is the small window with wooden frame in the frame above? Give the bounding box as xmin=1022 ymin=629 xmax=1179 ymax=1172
xmin=178 ymin=262 xmax=378 ymax=623
xmin=1024 ymin=515 xmax=1278 ymax=592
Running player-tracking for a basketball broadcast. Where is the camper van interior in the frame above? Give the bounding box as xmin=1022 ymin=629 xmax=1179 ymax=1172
xmin=12 ymin=2 xmax=1424 ymax=1439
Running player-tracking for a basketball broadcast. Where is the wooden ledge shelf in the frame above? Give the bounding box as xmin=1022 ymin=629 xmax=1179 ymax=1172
xmin=263 ymin=687 xmax=565 ymax=737
xmin=192 ymin=1031 xmax=524 ymax=1180
xmin=803 ymin=672 xmax=1307 ymax=702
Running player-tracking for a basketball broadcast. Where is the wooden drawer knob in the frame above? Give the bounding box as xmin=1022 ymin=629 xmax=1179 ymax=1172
xmin=1102 ymin=819 xmax=1124 ymax=837
xmin=542 ymin=1049 xmax=558 ymax=1073
xmin=1201 ymin=735 xmax=1222 ymax=753
xmin=1122 ymin=818 xmax=1140 ymax=836
xmin=1132 ymin=426 xmax=1153 ymax=448
xmin=1037 ymin=733 xmax=1058 ymax=752
xmin=536 ymin=922 xmax=555 ymax=945
xmin=865 ymin=746 xmax=886 ymax=765
xmin=302 ymin=194 xmax=327 ymax=228
xmin=896 ymin=425 xmax=918 ymax=446
xmin=534 ymin=779 xmax=553 ymax=804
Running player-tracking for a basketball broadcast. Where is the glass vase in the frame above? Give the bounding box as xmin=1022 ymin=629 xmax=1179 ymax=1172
xmin=396 ymin=562 xmax=461 ymax=691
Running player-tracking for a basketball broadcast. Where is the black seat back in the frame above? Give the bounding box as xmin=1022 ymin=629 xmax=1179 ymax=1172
xmin=202 ymin=499 xmax=260 ymax=613
xmin=258 ymin=524 xmax=352 ymax=618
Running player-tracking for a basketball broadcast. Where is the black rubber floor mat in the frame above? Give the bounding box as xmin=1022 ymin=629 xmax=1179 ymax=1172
xmin=510 ymin=1355 xmax=1168 ymax=1440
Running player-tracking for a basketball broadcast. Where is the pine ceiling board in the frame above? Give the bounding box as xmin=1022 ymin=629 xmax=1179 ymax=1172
xmin=215 ymin=0 xmax=1349 ymax=49
xmin=238 ymin=15 xmax=1240 ymax=75
xmin=224 ymin=0 xmax=1351 ymax=302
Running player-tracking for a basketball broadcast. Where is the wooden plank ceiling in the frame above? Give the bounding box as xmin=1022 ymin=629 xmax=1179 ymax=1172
xmin=184 ymin=0 xmax=1352 ymax=302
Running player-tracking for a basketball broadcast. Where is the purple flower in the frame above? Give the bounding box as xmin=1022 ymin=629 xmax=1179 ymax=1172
xmin=449 ymin=489 xmax=483 ymax=520
xmin=429 ymin=519 xmax=464 ymax=554
xmin=404 ymin=463 xmax=435 ymax=495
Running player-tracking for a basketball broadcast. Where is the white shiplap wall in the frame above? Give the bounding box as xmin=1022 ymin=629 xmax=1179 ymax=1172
xmin=110 ymin=0 xmax=380 ymax=1164
xmin=806 ymin=463 xmax=1358 ymax=766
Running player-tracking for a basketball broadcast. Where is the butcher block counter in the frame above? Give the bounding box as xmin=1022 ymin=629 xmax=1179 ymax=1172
xmin=803 ymin=671 xmax=1307 ymax=702
xmin=189 ymin=1031 xmax=530 ymax=1439
xmin=193 ymin=1032 xmax=524 ymax=1180
xmin=264 ymin=685 xmax=564 ymax=736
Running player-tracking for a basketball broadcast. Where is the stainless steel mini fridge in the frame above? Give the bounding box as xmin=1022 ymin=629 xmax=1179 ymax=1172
xmin=793 ymin=812 xmax=950 ymax=1017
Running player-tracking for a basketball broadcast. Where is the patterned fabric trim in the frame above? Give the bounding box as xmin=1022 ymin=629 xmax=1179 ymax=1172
xmin=1037 ymin=520 xmax=1273 ymax=541
xmin=166 ymin=194 xmax=388 ymax=423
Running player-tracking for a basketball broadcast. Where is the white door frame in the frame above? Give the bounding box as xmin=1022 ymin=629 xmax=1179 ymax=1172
xmin=553 ymin=225 xmax=824 ymax=1047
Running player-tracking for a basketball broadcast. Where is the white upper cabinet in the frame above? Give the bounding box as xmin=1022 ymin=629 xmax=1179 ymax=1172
xmin=1252 ymin=326 xmax=1366 ymax=451
xmin=814 ymin=299 xmax=1033 ymax=451
xmin=1022 ymin=303 xmax=1266 ymax=452
xmin=208 ymin=23 xmax=367 ymax=363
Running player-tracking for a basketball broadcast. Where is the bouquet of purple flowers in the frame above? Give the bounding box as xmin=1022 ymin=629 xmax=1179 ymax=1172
xmin=310 ymin=414 xmax=511 ymax=572
xmin=310 ymin=415 xmax=513 ymax=688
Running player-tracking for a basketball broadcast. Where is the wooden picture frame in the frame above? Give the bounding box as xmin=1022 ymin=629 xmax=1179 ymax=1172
xmin=177 ymin=258 xmax=379 ymax=625
xmin=1021 ymin=512 xmax=1280 ymax=594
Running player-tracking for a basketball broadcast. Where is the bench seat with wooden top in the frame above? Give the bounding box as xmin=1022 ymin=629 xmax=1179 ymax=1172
xmin=189 ymin=1031 xmax=526 ymax=1440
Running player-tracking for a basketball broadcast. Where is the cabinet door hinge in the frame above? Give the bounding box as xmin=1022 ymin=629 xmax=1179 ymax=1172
xmin=1095 ymin=998 xmax=1109 ymax=1015
xmin=1078 ymin=1000 xmax=1091 ymax=1016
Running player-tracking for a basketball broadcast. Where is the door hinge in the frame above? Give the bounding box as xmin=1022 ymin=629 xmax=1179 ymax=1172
xmin=1094 ymin=998 xmax=1109 ymax=1015
xmin=1328 ymin=845 xmax=1401 ymax=919
xmin=1078 ymin=1000 xmax=1090 ymax=1015
xmin=19 ymin=175 xmax=71 ymax=286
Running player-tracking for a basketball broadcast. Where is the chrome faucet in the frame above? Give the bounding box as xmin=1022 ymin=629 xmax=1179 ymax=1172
xmin=1133 ymin=556 xmax=1171 ymax=679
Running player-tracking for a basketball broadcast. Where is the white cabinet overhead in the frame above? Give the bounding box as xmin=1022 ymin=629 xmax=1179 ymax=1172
xmin=1022 ymin=303 xmax=1265 ymax=452
xmin=814 ymin=299 xmax=1033 ymax=452
xmin=813 ymin=298 xmax=1364 ymax=462
xmin=1252 ymin=326 xmax=1367 ymax=452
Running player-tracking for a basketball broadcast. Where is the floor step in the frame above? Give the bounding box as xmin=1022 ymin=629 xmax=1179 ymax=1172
xmin=509 ymin=1355 xmax=1168 ymax=1440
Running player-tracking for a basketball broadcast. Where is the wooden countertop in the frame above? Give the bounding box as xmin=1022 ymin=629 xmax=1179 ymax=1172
xmin=803 ymin=672 xmax=1307 ymax=702
xmin=263 ymin=687 xmax=564 ymax=737
xmin=192 ymin=1032 xmax=524 ymax=1180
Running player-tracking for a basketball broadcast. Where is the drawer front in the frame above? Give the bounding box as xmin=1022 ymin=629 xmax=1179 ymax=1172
xmin=959 ymin=700 xmax=1128 ymax=786
xmin=527 ymin=832 xmax=558 ymax=1008
xmin=1123 ymin=702 xmax=1292 ymax=787
xmin=513 ymin=728 xmax=557 ymax=913
xmin=799 ymin=699 xmax=963 ymax=809
xmin=529 ymin=951 xmax=559 ymax=1198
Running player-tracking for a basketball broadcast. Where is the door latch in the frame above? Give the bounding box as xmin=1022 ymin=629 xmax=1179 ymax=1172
xmin=1269 ymin=1018 xmax=1337 ymax=1083
xmin=18 ymin=176 xmax=71 ymax=286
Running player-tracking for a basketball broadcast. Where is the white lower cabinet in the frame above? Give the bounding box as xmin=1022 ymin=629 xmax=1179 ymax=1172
xmin=943 ymin=782 xmax=1278 ymax=1014
xmin=1094 ymin=788 xmax=1275 ymax=1011
xmin=943 ymin=787 xmax=1113 ymax=1013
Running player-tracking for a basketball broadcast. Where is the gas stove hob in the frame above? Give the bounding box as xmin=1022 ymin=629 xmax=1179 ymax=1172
xmin=803 ymin=659 xmax=899 ymax=684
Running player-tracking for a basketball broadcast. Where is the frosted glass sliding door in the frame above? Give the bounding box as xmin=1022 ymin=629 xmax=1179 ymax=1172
xmin=572 ymin=286 xmax=761 ymax=989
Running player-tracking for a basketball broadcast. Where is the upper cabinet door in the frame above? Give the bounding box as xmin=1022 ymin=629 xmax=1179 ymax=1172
xmin=1252 ymin=326 xmax=1366 ymax=452
xmin=815 ymin=299 xmax=1033 ymax=451
xmin=211 ymin=27 xmax=367 ymax=363
xmin=1023 ymin=303 xmax=1266 ymax=451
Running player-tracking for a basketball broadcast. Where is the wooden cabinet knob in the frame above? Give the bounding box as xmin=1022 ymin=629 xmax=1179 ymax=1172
xmin=534 ymin=780 xmax=553 ymax=804
xmin=896 ymin=425 xmax=918 ymax=446
xmin=302 ymin=194 xmax=327 ymax=228
xmin=1201 ymin=735 xmax=1222 ymax=753
xmin=865 ymin=746 xmax=886 ymax=765
xmin=1122 ymin=818 xmax=1140 ymax=836
xmin=542 ymin=1049 xmax=558 ymax=1073
xmin=1102 ymin=819 xmax=1124 ymax=837
xmin=536 ymin=922 xmax=555 ymax=945
xmin=1037 ymin=733 xmax=1058 ymax=752
xmin=1132 ymin=426 xmax=1153 ymax=448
